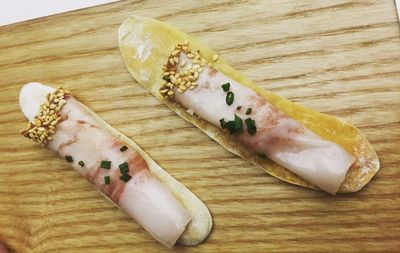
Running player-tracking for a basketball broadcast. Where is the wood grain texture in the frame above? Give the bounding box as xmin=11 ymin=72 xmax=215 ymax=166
xmin=0 ymin=0 xmax=399 ymax=252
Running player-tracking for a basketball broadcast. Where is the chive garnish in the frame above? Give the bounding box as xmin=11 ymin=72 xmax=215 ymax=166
xmin=234 ymin=114 xmax=243 ymax=132
xmin=220 ymin=118 xmax=227 ymax=129
xmin=100 ymin=160 xmax=111 ymax=169
xmin=104 ymin=176 xmax=110 ymax=185
xmin=220 ymin=115 xmax=242 ymax=134
xmin=225 ymin=121 xmax=236 ymax=134
xmin=78 ymin=161 xmax=85 ymax=167
xmin=246 ymin=108 xmax=252 ymax=115
xmin=162 ymin=75 xmax=170 ymax=82
xmin=65 ymin=156 xmax=73 ymax=163
xmin=237 ymin=106 xmax=242 ymax=110
xmin=221 ymin=82 xmax=230 ymax=92
xmin=119 ymin=162 xmax=129 ymax=174
xmin=245 ymin=118 xmax=257 ymax=135
xmin=226 ymin=91 xmax=234 ymax=105
xmin=120 ymin=145 xmax=128 ymax=152
xmin=120 ymin=173 xmax=132 ymax=182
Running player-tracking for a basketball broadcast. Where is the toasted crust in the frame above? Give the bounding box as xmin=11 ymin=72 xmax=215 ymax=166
xmin=76 ymin=100 xmax=212 ymax=246
xmin=118 ymin=15 xmax=380 ymax=193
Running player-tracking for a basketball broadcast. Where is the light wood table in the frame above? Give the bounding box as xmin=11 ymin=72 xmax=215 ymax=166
xmin=0 ymin=1 xmax=399 ymax=252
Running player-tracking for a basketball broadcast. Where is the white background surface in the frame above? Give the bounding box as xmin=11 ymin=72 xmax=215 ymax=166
xmin=0 ymin=0 xmax=119 ymax=26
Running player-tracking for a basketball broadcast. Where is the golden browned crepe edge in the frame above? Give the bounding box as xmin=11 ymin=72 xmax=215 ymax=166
xmin=118 ymin=15 xmax=380 ymax=193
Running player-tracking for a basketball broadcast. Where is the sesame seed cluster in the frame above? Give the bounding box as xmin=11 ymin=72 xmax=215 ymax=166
xmin=20 ymin=88 xmax=69 ymax=145
xmin=159 ymin=41 xmax=219 ymax=97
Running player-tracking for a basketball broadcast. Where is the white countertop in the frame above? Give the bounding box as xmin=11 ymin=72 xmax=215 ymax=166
xmin=0 ymin=0 xmax=119 ymax=26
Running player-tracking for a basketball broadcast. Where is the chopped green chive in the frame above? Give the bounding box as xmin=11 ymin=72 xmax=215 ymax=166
xmin=162 ymin=75 xmax=170 ymax=82
xmin=234 ymin=114 xmax=243 ymax=132
xmin=78 ymin=161 xmax=85 ymax=167
xmin=119 ymin=162 xmax=129 ymax=174
xmin=221 ymin=82 xmax=230 ymax=92
xmin=246 ymin=108 xmax=252 ymax=115
xmin=236 ymin=106 xmax=242 ymax=110
xmin=104 ymin=176 xmax=110 ymax=185
xmin=220 ymin=115 xmax=242 ymax=134
xmin=226 ymin=91 xmax=234 ymax=106
xmin=225 ymin=121 xmax=236 ymax=134
xmin=220 ymin=118 xmax=227 ymax=129
xmin=119 ymin=145 xmax=128 ymax=152
xmin=100 ymin=160 xmax=111 ymax=169
xmin=65 ymin=156 xmax=73 ymax=163
xmin=245 ymin=118 xmax=257 ymax=135
xmin=120 ymin=173 xmax=132 ymax=182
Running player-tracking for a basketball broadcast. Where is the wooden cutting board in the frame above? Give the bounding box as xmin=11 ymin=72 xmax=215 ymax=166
xmin=0 ymin=1 xmax=399 ymax=252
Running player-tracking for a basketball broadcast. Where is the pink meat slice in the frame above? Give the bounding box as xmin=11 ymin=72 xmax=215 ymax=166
xmin=47 ymin=96 xmax=191 ymax=248
xmin=173 ymin=53 xmax=355 ymax=193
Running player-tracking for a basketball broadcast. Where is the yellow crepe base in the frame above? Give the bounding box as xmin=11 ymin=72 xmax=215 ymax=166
xmin=118 ymin=15 xmax=380 ymax=193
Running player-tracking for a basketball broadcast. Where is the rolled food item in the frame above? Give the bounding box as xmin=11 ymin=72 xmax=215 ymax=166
xmin=118 ymin=15 xmax=380 ymax=194
xmin=19 ymin=82 xmax=212 ymax=248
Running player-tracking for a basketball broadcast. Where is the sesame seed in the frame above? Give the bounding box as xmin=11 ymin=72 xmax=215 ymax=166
xmin=160 ymin=42 xmax=210 ymax=97
xmin=170 ymin=76 xmax=177 ymax=83
xmin=34 ymin=119 xmax=42 ymax=126
xmin=213 ymin=54 xmax=219 ymax=61
xmin=21 ymin=87 xmax=70 ymax=145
